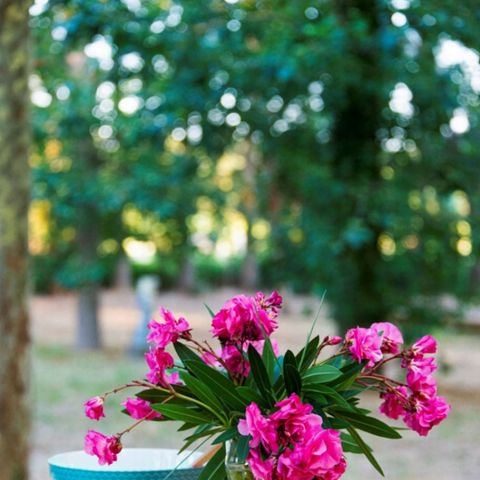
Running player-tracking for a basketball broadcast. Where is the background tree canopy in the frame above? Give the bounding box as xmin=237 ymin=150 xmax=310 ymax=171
xmin=30 ymin=0 xmax=480 ymax=343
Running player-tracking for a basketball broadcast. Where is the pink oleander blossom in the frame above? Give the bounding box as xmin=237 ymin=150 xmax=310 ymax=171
xmin=84 ymin=396 xmax=105 ymax=421
xmin=371 ymin=322 xmax=404 ymax=354
xmin=406 ymin=373 xmax=437 ymax=399
xmin=122 ymin=397 xmax=161 ymax=420
xmin=84 ymin=430 xmax=122 ymax=465
xmin=345 ymin=327 xmax=383 ymax=366
xmin=222 ymin=345 xmax=251 ymax=377
xmin=277 ymin=423 xmax=344 ymax=480
xmin=403 ymin=396 xmax=450 ymax=436
xmin=238 ymin=402 xmax=279 ymax=454
xmin=247 ymin=449 xmax=276 ymax=480
xmin=145 ymin=347 xmax=175 ymax=386
xmin=379 ymin=387 xmax=408 ymax=420
xmin=255 ymin=291 xmax=283 ymax=318
xmin=270 ymin=394 xmax=315 ymax=444
xmin=412 ymin=335 xmax=437 ymax=355
xmin=326 ymin=336 xmax=343 ymax=346
xmin=211 ymin=294 xmax=278 ymax=344
xmin=147 ymin=308 xmax=191 ymax=348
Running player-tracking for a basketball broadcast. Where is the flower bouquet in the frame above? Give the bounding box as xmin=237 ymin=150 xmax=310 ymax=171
xmin=83 ymin=291 xmax=450 ymax=479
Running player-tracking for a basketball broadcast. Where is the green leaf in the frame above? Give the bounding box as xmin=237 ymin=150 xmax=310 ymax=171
xmin=261 ymin=335 xmax=278 ymax=382
xmin=235 ymin=435 xmax=250 ymax=463
xmin=237 ymin=386 xmax=267 ymax=406
xmin=198 ymin=445 xmax=226 ymax=480
xmin=347 ymin=426 xmax=385 ymax=477
xmin=296 ymin=335 xmax=320 ymax=372
xmin=185 ymin=360 xmax=246 ymax=410
xmin=340 ymin=431 xmax=372 ymax=454
xmin=204 ymin=303 xmax=216 ymax=319
xmin=332 ymin=409 xmax=402 ymax=439
xmin=177 ymin=423 xmax=197 ymax=432
xmin=303 ymin=364 xmax=342 ymax=384
xmin=135 ymin=388 xmax=170 ymax=403
xmin=174 ymin=342 xmax=204 ymax=366
xmin=179 ymin=427 xmax=220 ymax=454
xmin=180 ymin=372 xmax=226 ymax=414
xmin=152 ymin=404 xmax=213 ymax=425
xmin=303 ymin=384 xmax=353 ymax=410
xmin=247 ymin=344 xmax=274 ymax=404
xmin=283 ymin=351 xmax=302 ymax=395
xmin=212 ymin=428 xmax=238 ymax=445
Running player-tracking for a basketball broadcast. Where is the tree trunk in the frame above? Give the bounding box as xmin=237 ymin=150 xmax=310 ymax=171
xmin=0 ymin=1 xmax=31 ymax=479
xmin=330 ymin=0 xmax=387 ymax=331
xmin=240 ymin=142 xmax=260 ymax=290
xmin=76 ymin=204 xmax=101 ymax=349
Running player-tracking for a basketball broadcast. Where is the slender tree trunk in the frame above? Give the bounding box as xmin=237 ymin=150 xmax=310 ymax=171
xmin=75 ymin=143 xmax=102 ymax=349
xmin=240 ymin=142 xmax=260 ymax=289
xmin=0 ymin=1 xmax=31 ymax=479
xmin=330 ymin=0 xmax=387 ymax=331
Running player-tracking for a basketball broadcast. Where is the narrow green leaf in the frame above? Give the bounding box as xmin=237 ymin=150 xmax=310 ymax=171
xmin=247 ymin=344 xmax=274 ymax=404
xmin=296 ymin=335 xmax=320 ymax=372
xmin=180 ymin=372 xmax=226 ymax=414
xmin=299 ymin=290 xmax=327 ymax=368
xmin=303 ymin=384 xmax=353 ymax=410
xmin=198 ymin=445 xmax=226 ymax=480
xmin=177 ymin=422 xmax=196 ymax=432
xmin=174 ymin=342 xmax=204 ymax=366
xmin=347 ymin=426 xmax=385 ymax=477
xmin=261 ymin=335 xmax=277 ymax=382
xmin=152 ymin=404 xmax=213 ymax=425
xmin=185 ymin=359 xmax=246 ymax=410
xmin=332 ymin=409 xmax=402 ymax=439
xmin=237 ymin=386 xmax=267 ymax=406
xmin=340 ymin=432 xmax=372 ymax=454
xmin=303 ymin=364 xmax=342 ymax=384
xmin=212 ymin=428 xmax=238 ymax=445
xmin=179 ymin=428 xmax=219 ymax=454
xmin=204 ymin=303 xmax=216 ymax=319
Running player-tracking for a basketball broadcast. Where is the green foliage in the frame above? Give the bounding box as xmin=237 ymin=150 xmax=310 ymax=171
xmin=30 ymin=0 xmax=480 ymax=334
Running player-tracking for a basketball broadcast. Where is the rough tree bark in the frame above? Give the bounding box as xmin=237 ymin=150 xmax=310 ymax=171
xmin=0 ymin=1 xmax=31 ymax=479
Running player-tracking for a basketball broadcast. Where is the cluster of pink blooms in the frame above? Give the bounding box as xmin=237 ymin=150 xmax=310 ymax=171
xmin=203 ymin=292 xmax=282 ymax=377
xmin=238 ymin=393 xmax=346 ymax=480
xmin=345 ymin=322 xmax=450 ymax=436
xmin=144 ymin=308 xmax=191 ymax=385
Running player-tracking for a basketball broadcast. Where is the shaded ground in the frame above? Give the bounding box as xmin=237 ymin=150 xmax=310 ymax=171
xmin=31 ymin=288 xmax=480 ymax=479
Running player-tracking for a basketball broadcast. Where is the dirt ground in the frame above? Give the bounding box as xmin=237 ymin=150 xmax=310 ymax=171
xmin=30 ymin=288 xmax=480 ymax=480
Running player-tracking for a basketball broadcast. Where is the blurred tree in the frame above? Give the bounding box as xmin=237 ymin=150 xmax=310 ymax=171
xmin=30 ymin=0 xmax=480 ymax=336
xmin=0 ymin=0 xmax=31 ymax=477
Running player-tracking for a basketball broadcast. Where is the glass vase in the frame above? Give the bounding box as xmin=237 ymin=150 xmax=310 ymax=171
xmin=225 ymin=440 xmax=253 ymax=480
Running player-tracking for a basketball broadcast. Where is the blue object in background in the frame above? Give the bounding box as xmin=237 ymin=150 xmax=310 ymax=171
xmin=49 ymin=449 xmax=202 ymax=480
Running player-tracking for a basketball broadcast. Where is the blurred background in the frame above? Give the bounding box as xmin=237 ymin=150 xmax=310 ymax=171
xmin=1 ymin=0 xmax=480 ymax=479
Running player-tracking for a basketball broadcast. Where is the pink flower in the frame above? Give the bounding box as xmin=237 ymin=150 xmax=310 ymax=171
xmin=379 ymin=387 xmax=408 ymax=420
xmin=84 ymin=396 xmax=105 ymax=421
xmin=270 ymin=394 xmax=314 ymax=443
xmin=211 ymin=295 xmax=278 ymax=344
xmin=406 ymin=373 xmax=437 ymax=399
xmin=145 ymin=347 xmax=175 ymax=386
xmin=247 ymin=449 xmax=276 ymax=480
xmin=147 ymin=308 xmax=191 ymax=348
xmin=277 ymin=424 xmax=344 ymax=480
xmin=255 ymin=291 xmax=283 ymax=318
xmin=238 ymin=402 xmax=279 ymax=454
xmin=403 ymin=396 xmax=450 ymax=436
xmin=412 ymin=335 xmax=437 ymax=355
xmin=122 ymin=397 xmax=161 ymax=420
xmin=325 ymin=336 xmax=343 ymax=346
xmin=370 ymin=322 xmax=403 ymax=354
xmin=222 ymin=345 xmax=251 ymax=377
xmin=345 ymin=327 xmax=383 ymax=366
xmin=84 ymin=430 xmax=122 ymax=465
